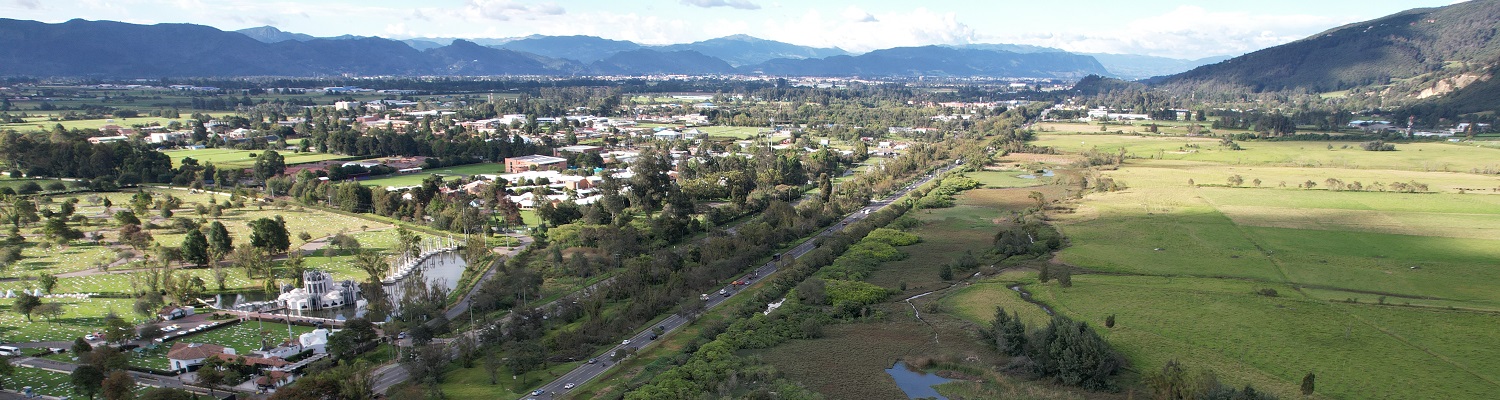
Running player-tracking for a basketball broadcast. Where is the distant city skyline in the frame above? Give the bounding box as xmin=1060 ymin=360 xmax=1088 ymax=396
xmin=0 ymin=0 xmax=1466 ymax=59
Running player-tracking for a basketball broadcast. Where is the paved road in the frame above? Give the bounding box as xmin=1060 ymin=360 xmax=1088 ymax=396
xmin=527 ymin=162 xmax=960 ymax=399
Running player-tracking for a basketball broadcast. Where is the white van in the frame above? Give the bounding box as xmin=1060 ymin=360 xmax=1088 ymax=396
xmin=0 ymin=345 xmax=21 ymax=356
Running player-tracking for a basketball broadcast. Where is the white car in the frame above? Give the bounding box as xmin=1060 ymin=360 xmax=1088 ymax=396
xmin=621 ymin=339 xmax=631 ymax=346
xmin=84 ymin=334 xmax=97 ymax=341
xmin=564 ymin=383 xmax=575 ymax=390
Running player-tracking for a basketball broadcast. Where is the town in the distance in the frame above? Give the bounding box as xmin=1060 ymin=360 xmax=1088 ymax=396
xmin=2 ymin=1 xmax=1500 ymax=400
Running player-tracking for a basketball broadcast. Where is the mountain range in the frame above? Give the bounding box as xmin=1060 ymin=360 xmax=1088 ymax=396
xmin=0 ymin=18 xmax=1225 ymax=79
xmin=1151 ymin=0 xmax=1500 ymax=101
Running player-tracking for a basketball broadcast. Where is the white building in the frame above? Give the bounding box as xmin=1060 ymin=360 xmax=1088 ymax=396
xmin=167 ymin=342 xmax=234 ymax=372
xmin=278 ymin=270 xmax=360 ymax=313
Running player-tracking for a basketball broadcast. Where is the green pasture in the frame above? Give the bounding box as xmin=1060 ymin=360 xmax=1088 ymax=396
xmin=696 ymin=126 xmax=764 ymax=140
xmin=964 ymin=170 xmax=1050 ymax=188
xmin=1026 ymin=274 xmax=1500 ymax=400
xmin=162 ymin=148 xmax=348 ymax=169
xmin=357 ymin=162 xmax=508 ymax=188
xmin=943 ymin=271 xmax=1052 ymax=327
xmin=1033 ymin=133 xmax=1500 ymax=173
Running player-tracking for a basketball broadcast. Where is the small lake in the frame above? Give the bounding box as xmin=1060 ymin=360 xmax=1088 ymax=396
xmin=885 ymin=360 xmax=953 ymax=400
xmin=1017 ymin=170 xmax=1056 ymax=179
xmin=218 ymin=251 xmax=468 ymax=321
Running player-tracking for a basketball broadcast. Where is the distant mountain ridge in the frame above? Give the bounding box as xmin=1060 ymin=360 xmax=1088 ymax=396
xmin=1 ymin=18 xmax=1216 ymax=79
xmin=1152 ymin=0 xmax=1500 ymax=93
xmin=748 ymin=46 xmax=1108 ymax=78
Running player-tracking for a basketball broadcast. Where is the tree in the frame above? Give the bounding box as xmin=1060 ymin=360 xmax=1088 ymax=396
xmin=206 ymin=220 xmax=233 ymax=260
xmin=118 ymin=224 xmax=153 ymax=250
xmin=1227 ymin=174 xmax=1244 ymax=187
xmin=113 ymin=210 xmax=140 ymax=226
xmin=137 ymin=388 xmax=196 ymax=400
xmin=353 ymin=250 xmax=389 ymax=282
xmin=72 ymin=337 xmax=93 ymax=355
xmin=43 ymin=216 xmax=83 ymax=243
xmin=328 ymin=318 xmax=377 ymax=359
xmin=102 ymin=313 xmax=135 ymax=344
xmin=13 ymin=291 xmax=41 ymax=321
xmin=181 ymin=229 xmax=209 ymax=267
xmin=196 ymin=362 xmax=226 ymax=394
xmin=1301 ymin=372 xmax=1316 ymax=396
xmin=1105 ymin=314 xmax=1116 ymax=328
xmin=253 ymin=149 xmax=285 ymax=181
xmin=36 ymin=302 xmax=64 ymax=322
xmin=249 ymin=216 xmax=290 ymax=254
xmin=71 ymin=364 xmax=106 ymax=400
xmin=100 ymin=370 xmax=136 ymax=400
xmin=38 ymin=273 xmax=58 ymax=294
xmin=0 ymin=355 xmax=12 ymax=391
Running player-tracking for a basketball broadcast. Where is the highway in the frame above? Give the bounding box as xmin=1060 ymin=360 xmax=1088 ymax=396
xmin=525 ymin=161 xmax=960 ymax=399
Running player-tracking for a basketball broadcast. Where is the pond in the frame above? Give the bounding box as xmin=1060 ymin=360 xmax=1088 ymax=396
xmin=885 ymin=360 xmax=953 ymax=400
xmin=1017 ymin=169 xmax=1056 ymax=179
xmin=218 ymin=251 xmax=468 ymax=321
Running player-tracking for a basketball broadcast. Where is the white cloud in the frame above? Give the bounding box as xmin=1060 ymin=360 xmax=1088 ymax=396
xmin=14 ymin=0 xmax=41 ymax=9
xmin=680 ymin=0 xmax=760 ymax=11
xmin=462 ymin=0 xmax=565 ymax=22
xmin=841 ymin=6 xmax=877 ymax=23
xmin=997 ymin=5 xmax=1347 ymax=59
xmin=758 ymin=8 xmax=977 ymax=52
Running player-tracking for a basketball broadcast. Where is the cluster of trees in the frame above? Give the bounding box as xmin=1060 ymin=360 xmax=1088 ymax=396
xmin=993 ymin=214 xmax=1065 ymax=260
xmin=984 ymin=308 xmax=1124 ymax=390
xmin=1360 ymin=140 xmax=1397 ymax=151
xmin=0 ymin=129 xmax=173 ymax=185
xmin=1144 ymin=360 xmax=1286 ymax=400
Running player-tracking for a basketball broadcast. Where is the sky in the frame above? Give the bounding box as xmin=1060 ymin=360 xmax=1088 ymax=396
xmin=0 ymin=0 xmax=1468 ymax=59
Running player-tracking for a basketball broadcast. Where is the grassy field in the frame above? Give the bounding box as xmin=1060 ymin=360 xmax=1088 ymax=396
xmin=966 ymin=169 xmax=1051 ymax=188
xmin=757 ymin=315 xmax=992 ymax=400
xmin=994 ymin=132 xmax=1500 ymax=399
xmin=1023 ymin=275 xmax=1500 ymax=400
xmin=696 ymin=125 xmax=764 ymax=140
xmin=162 ymin=148 xmax=349 ymax=169
xmin=437 ymin=359 xmax=580 ymax=397
xmin=944 ymin=271 xmax=1053 ymax=328
xmin=0 ymin=188 xmax=391 ymax=293
xmin=1032 ymin=133 xmax=1500 ymax=173
xmin=1052 ymin=161 xmax=1500 ymax=308
xmin=0 ymin=366 xmax=74 ymax=398
xmin=357 ymin=162 xmax=510 ymax=188
xmin=0 ymin=297 xmax=143 ymax=343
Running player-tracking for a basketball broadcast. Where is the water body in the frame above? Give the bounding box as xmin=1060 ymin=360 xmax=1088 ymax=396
xmin=1017 ymin=170 xmax=1056 ymax=179
xmin=220 ymin=251 xmax=468 ymax=320
xmin=885 ymin=361 xmax=953 ymax=400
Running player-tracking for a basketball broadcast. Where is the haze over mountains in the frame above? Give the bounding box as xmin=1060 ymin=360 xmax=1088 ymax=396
xmin=0 ymin=18 xmax=1222 ymax=79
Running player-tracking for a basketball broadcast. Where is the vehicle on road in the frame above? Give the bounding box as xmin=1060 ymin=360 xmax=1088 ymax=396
xmin=588 ymin=358 xmax=597 ymax=364
xmin=622 ymin=339 xmax=631 ymax=345
xmin=701 ymin=293 xmax=709 ymax=301
xmin=531 ymin=389 xmax=545 ymax=396
xmin=719 ymin=289 xmax=729 ymax=297
xmin=0 ymin=346 xmax=20 ymax=356
xmin=564 ymin=382 xmax=575 ymax=389
xmin=83 ymin=334 xmax=96 ymax=341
